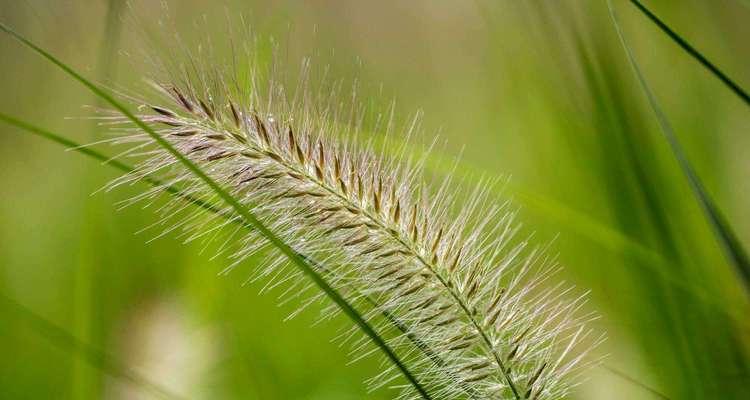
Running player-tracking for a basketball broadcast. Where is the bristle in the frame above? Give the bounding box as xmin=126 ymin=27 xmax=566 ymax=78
xmin=252 ymin=113 xmax=270 ymax=146
xmin=171 ymin=86 xmax=194 ymax=112
xmin=229 ymin=101 xmax=241 ymax=128
xmin=150 ymin=105 xmax=177 ymax=118
xmin=198 ymin=98 xmax=215 ymax=120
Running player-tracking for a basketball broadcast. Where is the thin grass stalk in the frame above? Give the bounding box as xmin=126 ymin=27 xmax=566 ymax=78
xmin=627 ymin=0 xmax=750 ymax=107
xmin=608 ymin=1 xmax=750 ymax=292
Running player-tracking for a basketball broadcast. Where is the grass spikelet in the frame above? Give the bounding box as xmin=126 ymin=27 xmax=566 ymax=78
xmin=1 ymin=21 xmax=601 ymax=399
xmin=102 ymin=49 xmax=600 ymax=398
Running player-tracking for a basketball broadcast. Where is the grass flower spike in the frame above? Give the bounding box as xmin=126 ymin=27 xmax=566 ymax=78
xmin=90 ymin=46 xmax=603 ymax=398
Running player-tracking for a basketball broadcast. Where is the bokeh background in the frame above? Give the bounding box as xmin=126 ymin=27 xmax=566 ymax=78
xmin=1 ymin=0 xmax=749 ymax=399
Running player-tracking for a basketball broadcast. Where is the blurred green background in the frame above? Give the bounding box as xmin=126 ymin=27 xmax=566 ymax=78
xmin=1 ymin=0 xmax=749 ymax=399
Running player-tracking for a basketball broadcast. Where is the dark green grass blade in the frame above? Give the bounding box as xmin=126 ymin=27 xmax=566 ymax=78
xmin=628 ymin=0 xmax=750 ymax=107
xmin=0 ymin=23 xmax=431 ymax=399
xmin=0 ymin=294 xmax=185 ymax=400
xmin=608 ymin=2 xmax=750 ymax=291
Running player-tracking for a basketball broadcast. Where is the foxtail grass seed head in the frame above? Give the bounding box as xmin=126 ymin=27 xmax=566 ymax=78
xmin=99 ymin=34 xmax=602 ymax=399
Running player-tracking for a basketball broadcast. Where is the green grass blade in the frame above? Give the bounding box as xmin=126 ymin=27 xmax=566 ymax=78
xmin=608 ymin=1 xmax=750 ymax=291
xmin=628 ymin=0 xmax=750 ymax=107
xmin=0 ymin=23 xmax=431 ymax=399
xmin=0 ymin=294 xmax=184 ymax=400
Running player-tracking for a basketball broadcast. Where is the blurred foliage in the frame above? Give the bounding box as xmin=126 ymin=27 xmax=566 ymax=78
xmin=1 ymin=0 xmax=749 ymax=399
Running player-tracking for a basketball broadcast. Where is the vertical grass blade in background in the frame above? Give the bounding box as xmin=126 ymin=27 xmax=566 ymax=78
xmin=73 ymin=1 xmax=124 ymax=398
xmin=568 ymin=23 xmax=701 ymax=398
xmin=0 ymin=23 xmax=431 ymax=399
xmin=627 ymin=0 xmax=750 ymax=107
xmin=608 ymin=1 xmax=750 ymax=291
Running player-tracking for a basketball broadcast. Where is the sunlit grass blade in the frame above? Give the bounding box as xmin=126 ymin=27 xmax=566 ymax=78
xmin=0 ymin=294 xmax=184 ymax=400
xmin=0 ymin=23 xmax=431 ymax=399
xmin=628 ymin=0 xmax=750 ymax=107
xmin=608 ymin=1 xmax=750 ymax=291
